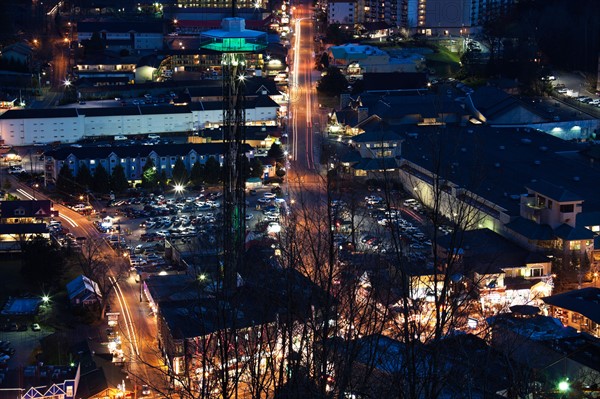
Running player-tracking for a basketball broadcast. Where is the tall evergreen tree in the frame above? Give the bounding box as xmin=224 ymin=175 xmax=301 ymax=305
xmin=56 ymin=163 xmax=75 ymax=195
xmin=92 ymin=164 xmax=110 ymax=194
xmin=172 ymin=158 xmax=189 ymax=185
xmin=249 ymin=157 xmax=264 ymax=179
xmin=110 ymin=164 xmax=129 ymax=194
xmin=190 ymin=161 xmax=205 ymax=187
xmin=159 ymin=170 xmax=168 ymax=192
xmin=76 ymin=163 xmax=93 ymax=191
xmin=267 ymin=143 xmax=286 ymax=164
xmin=204 ymin=156 xmax=221 ymax=184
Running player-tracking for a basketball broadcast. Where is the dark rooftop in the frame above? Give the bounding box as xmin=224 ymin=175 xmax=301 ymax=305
xmin=543 ymin=287 xmax=600 ymax=325
xmin=399 ymin=125 xmax=600 ymax=217
xmin=44 ymin=142 xmax=253 ymax=160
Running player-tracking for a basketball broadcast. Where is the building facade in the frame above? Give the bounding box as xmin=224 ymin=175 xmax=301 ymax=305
xmin=43 ymin=143 xmax=254 ymax=185
xmin=0 ymin=97 xmax=280 ymax=146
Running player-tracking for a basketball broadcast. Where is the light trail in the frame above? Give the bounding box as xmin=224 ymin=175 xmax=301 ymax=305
xmin=59 ymin=213 xmax=79 ymax=227
xmin=110 ymin=276 xmax=141 ymax=357
xmin=16 ymin=188 xmax=34 ymax=200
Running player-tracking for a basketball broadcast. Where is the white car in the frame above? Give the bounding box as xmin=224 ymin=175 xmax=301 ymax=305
xmin=7 ymin=166 xmax=25 ymax=174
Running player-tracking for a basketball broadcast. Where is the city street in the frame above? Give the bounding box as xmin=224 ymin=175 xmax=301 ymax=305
xmin=9 ymin=177 xmax=163 ymax=392
xmin=286 ymin=2 xmax=328 ymax=205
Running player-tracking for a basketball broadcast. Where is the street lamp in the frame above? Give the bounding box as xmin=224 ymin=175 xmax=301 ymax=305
xmin=557 ymin=378 xmax=569 ymax=393
xmin=174 ymin=183 xmax=185 ymax=197
xmin=41 ymin=295 xmax=50 ymax=303
xmin=32 ymin=183 xmax=39 ymax=200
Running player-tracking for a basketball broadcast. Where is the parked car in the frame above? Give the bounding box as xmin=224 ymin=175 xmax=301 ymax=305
xmin=31 ymin=323 xmax=41 ymax=331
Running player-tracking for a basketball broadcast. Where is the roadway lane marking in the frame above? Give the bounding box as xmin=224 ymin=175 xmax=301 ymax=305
xmin=59 ymin=213 xmax=79 ymax=227
xmin=16 ymin=188 xmax=35 ymax=200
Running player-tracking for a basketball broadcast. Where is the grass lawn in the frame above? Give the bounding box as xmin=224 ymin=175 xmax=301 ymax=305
xmin=425 ymin=46 xmax=462 ymax=77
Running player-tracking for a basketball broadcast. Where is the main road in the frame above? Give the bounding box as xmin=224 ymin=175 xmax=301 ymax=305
xmin=11 ymin=178 xmax=162 ymax=393
xmin=287 ymin=1 xmax=327 ymax=199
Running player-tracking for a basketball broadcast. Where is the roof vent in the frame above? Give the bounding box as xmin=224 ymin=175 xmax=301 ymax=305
xmin=461 ymin=147 xmax=467 ymax=152
xmin=539 ymin=146 xmax=548 ymax=151
xmin=521 ymin=138 xmax=532 ymax=144
xmin=534 ymin=160 xmax=541 ymax=165
xmin=495 ymin=163 xmax=501 ymax=168
xmin=573 ymin=176 xmax=580 ymax=182
xmin=499 ymin=145 xmax=505 ymax=150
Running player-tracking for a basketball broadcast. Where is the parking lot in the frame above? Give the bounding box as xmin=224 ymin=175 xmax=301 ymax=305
xmin=58 ymin=185 xmax=289 ymax=277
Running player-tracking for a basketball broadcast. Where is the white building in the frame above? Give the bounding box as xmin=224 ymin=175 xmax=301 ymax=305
xmin=76 ymin=20 xmax=165 ymax=51
xmin=0 ymin=96 xmax=280 ymax=146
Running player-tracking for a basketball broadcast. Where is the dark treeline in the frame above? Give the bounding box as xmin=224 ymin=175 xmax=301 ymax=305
xmin=512 ymin=0 xmax=600 ymax=73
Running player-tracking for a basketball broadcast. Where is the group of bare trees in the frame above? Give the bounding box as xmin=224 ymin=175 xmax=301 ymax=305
xmin=112 ymin=130 xmax=597 ymax=399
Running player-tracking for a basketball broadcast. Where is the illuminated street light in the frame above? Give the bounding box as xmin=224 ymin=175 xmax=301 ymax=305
xmin=41 ymin=295 xmax=50 ymax=303
xmin=558 ymin=379 xmax=569 ymax=392
xmin=174 ymin=183 xmax=185 ymax=197
xmin=63 ymin=79 xmax=71 ymax=87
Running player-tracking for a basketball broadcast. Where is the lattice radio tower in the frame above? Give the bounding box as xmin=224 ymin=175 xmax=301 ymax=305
xmin=200 ymin=10 xmax=267 ymax=294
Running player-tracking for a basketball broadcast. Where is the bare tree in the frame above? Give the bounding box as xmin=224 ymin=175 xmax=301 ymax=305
xmin=77 ymin=237 xmax=129 ymax=318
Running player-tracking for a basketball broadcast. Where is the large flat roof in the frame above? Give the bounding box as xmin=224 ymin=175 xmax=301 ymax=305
xmin=399 ymin=125 xmax=600 ymax=217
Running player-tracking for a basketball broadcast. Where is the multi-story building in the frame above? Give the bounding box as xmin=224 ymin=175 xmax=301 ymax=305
xmin=350 ymin=0 xmax=516 ymax=33
xmin=327 ymin=0 xmax=357 ymax=25
xmin=42 ymin=143 xmax=254 ymax=185
xmin=76 ymin=20 xmax=165 ymax=51
xmin=0 ymin=95 xmax=280 ymax=146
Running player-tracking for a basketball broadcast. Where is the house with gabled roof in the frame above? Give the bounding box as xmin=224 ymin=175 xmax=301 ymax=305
xmin=339 ymin=127 xmax=403 ymax=178
xmin=0 ymin=200 xmax=55 ymax=252
xmin=329 ymin=93 xmax=470 ymax=137
xmin=43 ymin=143 xmax=253 ymax=185
xmin=67 ymin=275 xmax=102 ymax=307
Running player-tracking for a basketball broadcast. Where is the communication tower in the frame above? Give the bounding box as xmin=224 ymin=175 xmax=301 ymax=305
xmin=201 ymin=18 xmax=267 ymax=293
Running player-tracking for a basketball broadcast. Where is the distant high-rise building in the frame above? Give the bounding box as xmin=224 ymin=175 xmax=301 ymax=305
xmin=174 ymin=0 xmax=262 ymax=8
xmin=327 ymin=0 xmax=357 ymax=25
xmin=329 ymin=0 xmax=517 ymax=33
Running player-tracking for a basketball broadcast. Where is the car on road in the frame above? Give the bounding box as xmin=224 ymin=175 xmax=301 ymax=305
xmin=31 ymin=323 xmax=41 ymax=331
xmin=7 ymin=166 xmax=26 ymax=174
xmin=141 ymin=385 xmax=151 ymax=396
